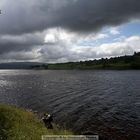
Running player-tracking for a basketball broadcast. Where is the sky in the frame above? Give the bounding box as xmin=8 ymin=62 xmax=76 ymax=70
xmin=0 ymin=0 xmax=140 ymax=63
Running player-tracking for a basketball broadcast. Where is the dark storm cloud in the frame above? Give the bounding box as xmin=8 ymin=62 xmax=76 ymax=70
xmin=0 ymin=0 xmax=140 ymax=62
xmin=0 ymin=33 xmax=44 ymax=54
xmin=0 ymin=0 xmax=140 ymax=35
xmin=0 ymin=0 xmax=71 ymax=35
xmin=56 ymin=0 xmax=140 ymax=32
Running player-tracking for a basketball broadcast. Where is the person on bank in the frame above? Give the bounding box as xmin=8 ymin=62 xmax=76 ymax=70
xmin=42 ymin=113 xmax=53 ymax=129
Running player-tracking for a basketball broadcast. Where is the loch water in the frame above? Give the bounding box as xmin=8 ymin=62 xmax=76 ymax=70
xmin=0 ymin=70 xmax=140 ymax=139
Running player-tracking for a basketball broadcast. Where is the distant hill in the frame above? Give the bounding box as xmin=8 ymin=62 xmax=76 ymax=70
xmin=1 ymin=52 xmax=140 ymax=70
xmin=0 ymin=62 xmax=48 ymax=69
xmin=48 ymin=52 xmax=140 ymax=70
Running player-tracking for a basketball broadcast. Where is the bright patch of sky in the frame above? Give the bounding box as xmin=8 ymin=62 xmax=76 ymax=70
xmin=121 ymin=21 xmax=140 ymax=36
xmin=78 ymin=21 xmax=140 ymax=47
xmin=42 ymin=21 xmax=140 ymax=63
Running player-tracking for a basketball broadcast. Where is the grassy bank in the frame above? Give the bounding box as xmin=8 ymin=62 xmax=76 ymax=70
xmin=47 ymin=52 xmax=140 ymax=70
xmin=0 ymin=104 xmax=72 ymax=140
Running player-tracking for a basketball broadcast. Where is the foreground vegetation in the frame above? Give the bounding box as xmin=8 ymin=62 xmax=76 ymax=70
xmin=47 ymin=52 xmax=140 ymax=70
xmin=0 ymin=104 xmax=72 ymax=140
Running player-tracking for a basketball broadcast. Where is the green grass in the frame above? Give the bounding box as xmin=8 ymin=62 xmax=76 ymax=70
xmin=0 ymin=104 xmax=72 ymax=140
xmin=47 ymin=52 xmax=140 ymax=70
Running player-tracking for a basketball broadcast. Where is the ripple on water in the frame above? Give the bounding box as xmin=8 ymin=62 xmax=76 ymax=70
xmin=0 ymin=70 xmax=140 ymax=139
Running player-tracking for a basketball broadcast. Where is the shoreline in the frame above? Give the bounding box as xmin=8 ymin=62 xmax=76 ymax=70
xmin=0 ymin=104 xmax=72 ymax=140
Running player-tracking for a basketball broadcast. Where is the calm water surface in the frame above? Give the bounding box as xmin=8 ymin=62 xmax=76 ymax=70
xmin=0 ymin=70 xmax=140 ymax=139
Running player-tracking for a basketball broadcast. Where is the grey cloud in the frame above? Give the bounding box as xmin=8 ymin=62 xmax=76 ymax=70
xmin=0 ymin=0 xmax=140 ymax=62
xmin=0 ymin=51 xmax=39 ymax=62
xmin=0 ymin=34 xmax=139 ymax=63
xmin=39 ymin=35 xmax=140 ymax=63
xmin=39 ymin=43 xmax=72 ymax=63
xmin=0 ymin=33 xmax=44 ymax=54
xmin=0 ymin=0 xmax=140 ymax=35
xmin=0 ymin=0 xmax=71 ymax=35
xmin=56 ymin=0 xmax=140 ymax=32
